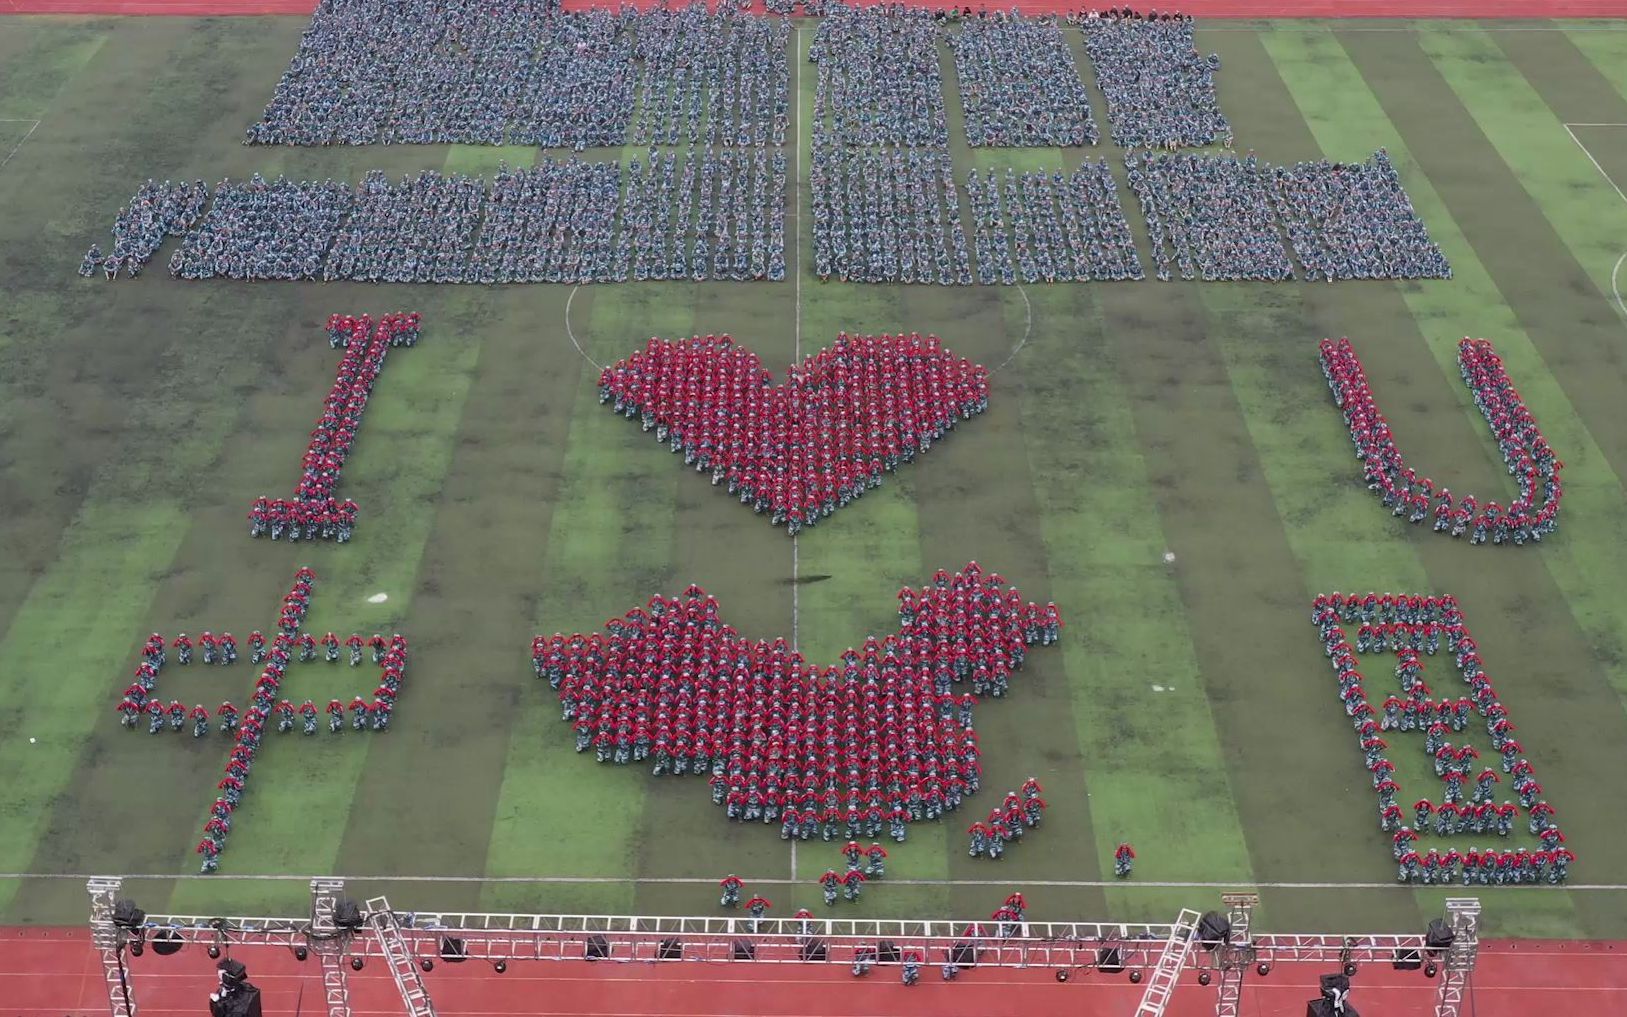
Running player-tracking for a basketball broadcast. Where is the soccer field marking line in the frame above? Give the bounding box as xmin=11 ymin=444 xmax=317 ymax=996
xmin=1561 ymin=123 xmax=1627 ymax=323
xmin=11 ymin=871 xmax=1627 ymax=891
xmin=561 ymin=284 xmax=604 ymax=372
xmin=991 ymin=284 xmax=1034 ymax=375
xmin=0 ymin=118 xmax=40 ymax=173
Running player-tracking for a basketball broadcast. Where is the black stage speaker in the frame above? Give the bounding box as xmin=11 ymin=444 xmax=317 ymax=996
xmin=334 ymin=899 xmax=364 ymax=931
xmin=1425 ymin=919 xmax=1455 ymax=953
xmin=949 ymin=941 xmax=978 ymax=967
xmin=657 ymin=938 xmax=682 ymax=961
xmin=1306 ymin=1001 xmax=1360 ymax=1017
xmin=799 ymin=938 xmax=828 ymax=962
xmin=876 ymin=940 xmax=902 ymax=964
xmin=439 ymin=936 xmax=468 ymax=962
xmin=113 ymin=900 xmax=146 ymax=930
xmin=1198 ymin=911 xmax=1231 ymax=949
xmin=1392 ymin=948 xmax=1422 ymax=971
xmin=585 ymin=935 xmax=611 ymax=960
xmin=732 ymin=940 xmax=756 ymax=961
xmin=1097 ymin=946 xmax=1124 ymax=973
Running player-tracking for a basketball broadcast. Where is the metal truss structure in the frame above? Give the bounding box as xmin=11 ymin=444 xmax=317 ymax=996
xmin=86 ymin=879 xmax=1481 ymax=1017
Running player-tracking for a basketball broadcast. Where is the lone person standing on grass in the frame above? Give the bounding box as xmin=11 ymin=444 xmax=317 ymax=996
xmin=1115 ymin=842 xmax=1135 ymax=879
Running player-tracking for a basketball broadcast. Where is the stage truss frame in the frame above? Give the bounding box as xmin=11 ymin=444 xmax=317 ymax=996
xmin=85 ymin=878 xmax=1480 ymax=1017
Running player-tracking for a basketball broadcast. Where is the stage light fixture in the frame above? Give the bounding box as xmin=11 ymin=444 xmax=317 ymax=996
xmin=420 ymin=959 xmax=434 ymax=973
xmin=1343 ymin=962 xmax=1357 ymax=977
xmin=129 ymin=941 xmax=144 ymax=958
xmin=1198 ymin=971 xmax=1212 ymax=986
xmin=494 ymin=961 xmax=507 ymax=974
xmin=350 ymin=957 xmax=364 ymax=971
xmin=1257 ymin=961 xmax=1272 ymax=976
xmin=1129 ymin=970 xmax=1142 ymax=984
xmin=1054 ymin=969 xmax=1069 ymax=983
xmin=1425 ymin=962 xmax=1438 ymax=978
xmin=293 ymin=946 xmax=309 ymax=962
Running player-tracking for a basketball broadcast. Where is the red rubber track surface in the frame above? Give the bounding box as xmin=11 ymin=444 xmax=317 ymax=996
xmin=3 ymin=926 xmax=1625 ymax=1017
xmin=6 ymin=0 xmax=1627 ymax=17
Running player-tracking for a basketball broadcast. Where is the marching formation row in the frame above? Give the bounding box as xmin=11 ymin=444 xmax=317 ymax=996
xmin=531 ymin=564 xmax=1062 ymax=842
xmin=1078 ymin=14 xmax=1228 ymax=149
xmin=248 ymin=0 xmax=789 ymax=149
xmin=78 ymin=179 xmax=210 ymax=280
xmin=1311 ymin=594 xmax=1572 ymax=884
xmin=965 ymin=162 xmax=1143 ymax=284
xmin=811 ymin=148 xmax=971 ymax=285
xmin=598 ymin=332 xmax=989 ymax=534
xmin=1320 ymin=337 xmax=1562 ymax=545
xmin=1128 ymin=150 xmax=1450 ymax=282
xmin=951 ymin=15 xmax=1096 ymax=148
xmin=249 ymin=313 xmax=421 ymax=543
xmin=87 ymin=153 xmax=788 ymax=284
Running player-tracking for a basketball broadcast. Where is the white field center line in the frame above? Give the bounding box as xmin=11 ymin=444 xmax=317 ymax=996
xmin=0 ymin=119 xmax=40 ymax=173
xmin=1562 ymin=123 xmax=1627 ymax=322
xmin=10 ymin=871 xmax=1627 ymax=891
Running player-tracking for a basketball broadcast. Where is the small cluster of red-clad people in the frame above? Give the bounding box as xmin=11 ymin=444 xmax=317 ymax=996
xmin=532 ymin=563 xmax=1062 ymax=849
xmin=597 ymin=333 xmax=991 ymax=536
xmin=1312 ymin=592 xmax=1572 ymax=885
xmin=712 ymin=881 xmax=1040 ymax=981
xmin=1319 ymin=337 xmax=1562 ymax=546
xmin=248 ymin=312 xmax=421 ymax=544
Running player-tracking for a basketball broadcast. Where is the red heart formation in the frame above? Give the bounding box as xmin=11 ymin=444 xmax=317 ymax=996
xmin=530 ymin=563 xmax=1063 ymax=841
xmin=597 ymin=333 xmax=991 ymax=536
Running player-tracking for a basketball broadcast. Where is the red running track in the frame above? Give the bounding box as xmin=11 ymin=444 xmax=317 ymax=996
xmin=7 ymin=0 xmax=1627 ymax=16
xmin=4 ymin=926 xmax=1626 ymax=1017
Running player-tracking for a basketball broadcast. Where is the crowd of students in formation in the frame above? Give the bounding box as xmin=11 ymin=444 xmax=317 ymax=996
xmin=532 ymin=564 xmax=1063 ymax=851
xmin=1312 ymin=593 xmax=1572 ymax=884
xmin=90 ymin=154 xmax=785 ymax=284
xmin=248 ymin=313 xmax=420 ymax=543
xmin=952 ymin=14 xmax=1097 ymax=148
xmin=598 ymin=332 xmax=990 ymax=534
xmin=1320 ymin=336 xmax=1562 ymax=545
xmin=79 ymin=180 xmax=209 ymax=280
xmin=108 ymin=570 xmax=409 ymax=872
xmin=965 ymin=162 xmax=1143 ymax=284
xmin=1128 ymin=149 xmax=1451 ymax=282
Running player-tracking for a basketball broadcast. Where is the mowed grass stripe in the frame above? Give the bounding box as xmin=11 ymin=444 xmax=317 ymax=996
xmin=0 ymin=18 xmax=107 ymax=122
xmin=0 ymin=21 xmax=284 ymax=650
xmin=898 ymin=279 xmax=1107 ymax=919
xmin=478 ymin=286 xmax=688 ymax=916
xmin=160 ymin=286 xmax=487 ymax=919
xmin=1090 ymin=274 xmax=1349 ymax=930
xmin=1216 ymin=29 xmax=1594 ymax=937
xmin=1370 ymin=30 xmax=1627 ymax=477
xmin=1565 ymin=27 xmax=1627 ymax=109
xmin=1018 ymin=282 xmax=1255 ymax=925
xmin=1266 ymin=28 xmax=1627 ymax=937
xmin=1418 ymin=28 xmax=1627 ymax=305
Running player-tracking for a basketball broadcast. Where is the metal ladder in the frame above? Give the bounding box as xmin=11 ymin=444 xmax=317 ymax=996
xmin=365 ymin=896 xmax=437 ymax=1017
xmin=1133 ymin=908 xmax=1203 ymax=1017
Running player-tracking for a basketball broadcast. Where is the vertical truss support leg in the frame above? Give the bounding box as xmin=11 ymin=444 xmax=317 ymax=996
xmin=88 ymin=878 xmax=137 ymax=1017
xmin=310 ymin=879 xmax=353 ymax=1017
xmin=1433 ymin=898 xmax=1481 ymax=1017
xmin=1213 ymin=892 xmax=1259 ymax=1017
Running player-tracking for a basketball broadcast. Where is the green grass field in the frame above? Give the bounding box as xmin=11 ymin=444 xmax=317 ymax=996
xmin=3 ymin=15 xmax=1627 ymax=940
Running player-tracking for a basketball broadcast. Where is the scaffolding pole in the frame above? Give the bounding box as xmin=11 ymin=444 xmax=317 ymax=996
xmin=87 ymin=878 xmax=137 ymax=1017
xmin=309 ymin=879 xmax=353 ymax=1017
xmin=1433 ymin=898 xmax=1481 ymax=1017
